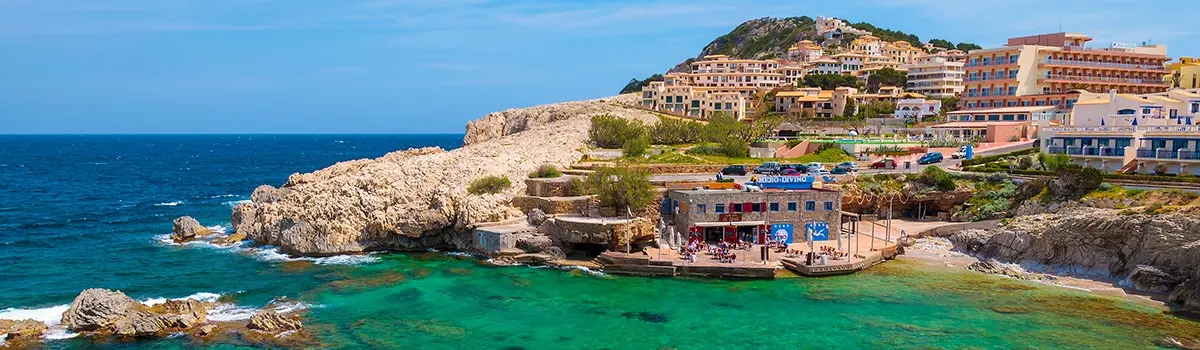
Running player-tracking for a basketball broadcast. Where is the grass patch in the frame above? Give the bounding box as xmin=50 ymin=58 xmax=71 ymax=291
xmin=467 ymin=175 xmax=511 ymax=195
xmin=528 ymin=164 xmax=562 ymax=179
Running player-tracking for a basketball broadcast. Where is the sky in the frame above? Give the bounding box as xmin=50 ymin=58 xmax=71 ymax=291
xmin=1 ymin=0 xmax=1197 ymax=134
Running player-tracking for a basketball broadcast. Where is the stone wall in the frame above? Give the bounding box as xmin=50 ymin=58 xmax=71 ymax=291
xmin=540 ymin=216 xmax=657 ymax=251
xmin=524 ymin=176 xmax=579 ymax=197
xmin=513 ymin=196 xmax=592 ymax=215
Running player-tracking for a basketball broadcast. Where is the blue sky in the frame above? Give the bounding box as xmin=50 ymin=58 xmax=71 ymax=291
xmin=1 ymin=0 xmax=1196 ymax=134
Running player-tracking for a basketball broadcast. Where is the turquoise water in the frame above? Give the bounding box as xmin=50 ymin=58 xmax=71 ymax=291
xmin=3 ymin=135 xmax=1198 ymax=349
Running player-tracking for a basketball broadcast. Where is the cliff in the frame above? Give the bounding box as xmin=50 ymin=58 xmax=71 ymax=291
xmin=944 ymin=207 xmax=1200 ymax=316
xmin=231 ymin=94 xmax=660 ymax=256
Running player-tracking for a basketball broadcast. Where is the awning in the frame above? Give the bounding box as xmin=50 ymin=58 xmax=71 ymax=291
xmin=694 ymin=221 xmax=766 ymax=227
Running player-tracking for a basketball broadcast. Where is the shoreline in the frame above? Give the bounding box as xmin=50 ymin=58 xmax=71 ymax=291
xmin=901 ymin=239 xmax=1171 ymax=310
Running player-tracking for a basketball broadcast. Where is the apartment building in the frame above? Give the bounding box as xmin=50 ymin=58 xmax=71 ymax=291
xmin=787 ymin=40 xmax=824 ymax=63
xmin=906 ymin=54 xmax=965 ymax=99
xmin=829 ymin=53 xmax=865 ymax=74
xmin=810 ymin=57 xmax=843 ymax=75
xmin=640 ymin=79 xmax=749 ymax=120
xmin=1040 ymin=89 xmax=1200 ymax=175
xmin=883 ymin=41 xmax=923 ymax=64
xmin=961 ymin=32 xmax=1171 ymax=112
xmin=1166 ymin=57 xmax=1200 ymax=89
xmin=779 ymin=63 xmax=810 ymax=86
xmin=850 ymin=35 xmax=884 ymax=57
xmin=639 ymin=55 xmax=787 ymax=120
xmin=772 ymin=87 xmax=857 ymax=118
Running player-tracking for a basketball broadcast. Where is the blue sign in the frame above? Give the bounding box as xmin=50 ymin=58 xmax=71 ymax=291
xmin=770 ymin=223 xmax=794 ymax=244
xmin=806 ymin=222 xmax=830 ymax=241
xmin=965 ymin=145 xmax=974 ymax=160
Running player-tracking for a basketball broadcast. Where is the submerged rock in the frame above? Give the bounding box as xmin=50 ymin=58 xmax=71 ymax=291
xmin=171 ymin=216 xmax=211 ymax=243
xmin=247 ymin=310 xmax=302 ymax=333
xmin=967 ymin=260 xmax=1035 ymax=280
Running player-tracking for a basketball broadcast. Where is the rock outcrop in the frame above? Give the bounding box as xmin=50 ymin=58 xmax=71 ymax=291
xmin=943 ymin=208 xmax=1200 ymax=315
xmin=246 ymin=310 xmax=301 ymax=333
xmin=232 ymin=95 xmax=659 ymax=256
xmin=171 ymin=216 xmax=212 ymax=243
xmin=0 ymin=319 xmax=48 ymax=341
xmin=60 ymin=288 xmax=211 ymax=337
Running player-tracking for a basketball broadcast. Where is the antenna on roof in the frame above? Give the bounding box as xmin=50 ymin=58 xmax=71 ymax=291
xmin=1058 ymin=22 xmax=1063 ymax=32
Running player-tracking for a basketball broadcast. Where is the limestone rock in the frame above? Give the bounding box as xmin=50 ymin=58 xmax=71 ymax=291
xmin=232 ymin=95 xmax=658 ymax=256
xmin=61 ymin=288 xmax=211 ymax=338
xmin=218 ymin=231 xmax=248 ymax=245
xmin=967 ymin=260 xmax=1035 ymax=280
xmin=196 ymin=324 xmax=217 ymax=337
xmin=171 ymin=216 xmax=211 ymax=243
xmin=1125 ymin=265 xmax=1183 ymax=293
xmin=3 ymin=319 xmax=48 ymax=341
xmin=62 ymin=288 xmax=142 ymax=331
xmin=526 ymin=208 xmax=548 ymax=226
xmin=247 ymin=310 xmax=301 ymax=333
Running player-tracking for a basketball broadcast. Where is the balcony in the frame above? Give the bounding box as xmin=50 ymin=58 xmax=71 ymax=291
xmin=1042 ymin=58 xmax=1168 ymax=71
xmin=1042 ymin=74 xmax=1167 ymax=86
xmin=1066 ymin=146 xmax=1083 ymax=155
xmin=1048 ymin=146 xmax=1066 ymax=154
xmin=1181 ymin=151 xmax=1200 ymax=160
xmin=1100 ymin=147 xmax=1126 ymax=157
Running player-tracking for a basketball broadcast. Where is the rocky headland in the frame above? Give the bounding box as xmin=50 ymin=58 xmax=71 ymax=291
xmin=230 ymin=94 xmax=659 ymax=257
xmin=931 ymin=204 xmax=1200 ymax=316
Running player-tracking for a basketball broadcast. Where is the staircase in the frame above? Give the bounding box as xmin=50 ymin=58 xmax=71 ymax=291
xmin=1117 ymin=159 xmax=1139 ymax=174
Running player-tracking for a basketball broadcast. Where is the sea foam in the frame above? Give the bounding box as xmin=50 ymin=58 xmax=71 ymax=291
xmin=154 ymin=201 xmax=183 ymax=207
xmin=154 ymin=226 xmax=379 ymax=266
xmin=222 ymin=200 xmax=252 ymax=207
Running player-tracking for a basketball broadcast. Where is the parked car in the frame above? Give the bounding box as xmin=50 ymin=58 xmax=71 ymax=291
xmin=721 ymin=165 xmax=748 ymax=176
xmin=808 ymin=165 xmax=831 ymax=175
xmin=918 ymin=152 xmax=945 ymax=165
xmin=831 ymin=167 xmax=848 ymax=175
xmin=754 ymin=162 xmax=781 ymax=175
xmin=950 ymin=146 xmax=968 ymax=159
xmin=870 ymin=158 xmax=897 ymax=169
xmin=835 ymin=161 xmax=859 ymax=173
xmin=806 ymin=162 xmax=825 ymax=171
xmin=781 ymin=168 xmax=802 ymax=176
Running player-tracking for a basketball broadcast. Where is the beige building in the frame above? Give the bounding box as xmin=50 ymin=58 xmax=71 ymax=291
xmin=961 ymin=32 xmax=1171 ymax=111
xmin=906 ymin=54 xmax=965 ymax=99
xmin=772 ymin=87 xmax=857 ymax=118
xmin=884 ymin=41 xmax=923 ymax=64
xmin=640 ymin=55 xmax=788 ymax=120
xmin=641 ymin=79 xmax=749 ymax=120
xmin=851 ymin=35 xmax=884 ymax=56
xmin=787 ymin=40 xmax=824 ymax=63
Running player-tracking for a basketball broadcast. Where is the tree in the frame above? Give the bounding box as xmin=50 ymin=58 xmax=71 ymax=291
xmin=590 ymin=115 xmax=647 ymax=149
xmin=859 ymin=100 xmax=897 ymax=119
xmin=842 ymin=97 xmax=857 ymax=118
xmin=1170 ymin=70 xmax=1183 ymax=88
xmin=468 ymin=176 xmax=512 ymax=195
xmin=618 ymin=74 xmax=665 ymax=94
xmin=584 ymin=167 xmax=655 ymax=213
xmin=939 ymin=97 xmax=961 ymax=116
xmin=928 ymin=39 xmax=955 ymax=50
xmin=866 ymin=68 xmax=907 ymax=92
xmin=955 ymin=43 xmax=982 ymax=52
xmin=803 ymin=73 xmax=862 ymax=90
xmin=622 ymin=131 xmax=650 ymax=158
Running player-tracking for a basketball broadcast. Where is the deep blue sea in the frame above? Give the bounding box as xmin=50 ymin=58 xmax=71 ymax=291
xmin=0 ymin=135 xmax=462 ymax=341
xmin=3 ymin=134 xmax=1199 ymax=349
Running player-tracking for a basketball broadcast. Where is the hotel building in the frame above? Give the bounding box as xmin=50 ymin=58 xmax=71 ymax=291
xmin=772 ymin=87 xmax=857 ymax=118
xmin=906 ymin=54 xmax=965 ymax=99
xmin=787 ymin=40 xmax=824 ymax=63
xmin=961 ymin=32 xmax=1171 ymax=113
xmin=1040 ymin=89 xmax=1200 ymax=175
xmin=1166 ymin=57 xmax=1200 ymax=89
xmin=640 ymin=55 xmax=786 ymax=120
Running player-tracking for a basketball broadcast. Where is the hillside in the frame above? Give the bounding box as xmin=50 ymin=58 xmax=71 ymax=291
xmin=620 ymin=16 xmax=981 ymax=93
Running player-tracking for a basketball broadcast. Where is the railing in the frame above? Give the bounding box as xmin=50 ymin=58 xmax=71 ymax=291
xmin=1180 ymin=151 xmax=1200 ymax=160
xmin=1043 ymin=74 xmax=1165 ymax=85
xmin=1158 ymin=150 xmax=1179 ymax=159
xmin=1042 ymin=58 xmax=1167 ymax=71
xmin=1083 ymin=147 xmax=1100 ymax=156
xmin=1047 ymin=146 xmax=1066 ymax=154
xmin=1144 ymin=126 xmax=1200 ymax=133
xmin=1066 ymin=146 xmax=1084 ymax=155
xmin=1100 ymin=148 xmax=1126 ymax=157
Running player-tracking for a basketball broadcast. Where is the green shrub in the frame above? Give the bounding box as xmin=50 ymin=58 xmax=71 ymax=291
xmin=582 ymin=167 xmax=654 ymax=212
xmin=917 ymin=166 xmax=956 ymax=191
xmin=622 ymin=132 xmax=651 ymax=158
xmin=468 ymin=175 xmax=512 ymax=195
xmin=529 ymin=164 xmax=562 ymax=179
xmin=589 ymin=115 xmax=647 ymax=149
xmin=961 ymin=148 xmax=1038 ymax=167
xmin=786 ymin=139 xmax=804 ymax=148
xmin=650 ymin=117 xmax=705 ymax=145
xmin=685 ymin=144 xmax=725 ymax=156
xmin=718 ymin=137 xmax=750 ymax=157
xmin=1048 ymin=165 xmax=1104 ymax=199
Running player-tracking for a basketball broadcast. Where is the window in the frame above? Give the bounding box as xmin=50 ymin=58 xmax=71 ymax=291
xmin=787 ymin=202 xmax=798 ymax=212
xmin=1007 ymin=86 xmax=1017 ymax=96
xmin=988 ymin=114 xmax=1001 ymax=121
xmin=967 ymin=102 xmax=977 ymax=109
xmin=731 ymin=203 xmax=742 ymax=213
xmin=824 ymin=201 xmax=834 ymax=211
xmin=1192 ymin=103 xmax=1199 ymax=113
xmin=692 ymin=100 xmax=700 ymax=108
xmin=980 ymin=101 xmax=991 ymax=108
xmin=1002 ymin=114 xmax=1015 ymax=121
xmin=1017 ymin=115 xmax=1027 ymax=121
xmin=750 ymin=203 xmax=762 ymax=212
xmin=696 ymin=204 xmax=707 ymax=214
xmin=1170 ymin=109 xmax=1179 ymax=117
xmin=805 ymin=201 xmax=816 ymax=211
xmin=1036 ymin=100 xmax=1046 ymax=106
xmin=725 ymin=103 xmax=733 ymax=110
xmin=1051 ymin=100 xmax=1060 ymax=106
xmin=967 ymin=88 xmax=977 ymax=97
xmin=1143 ymin=108 xmax=1152 ymax=115
xmin=769 ymin=202 xmax=780 ymax=212
xmin=1007 ymin=101 xmax=1018 ymax=107
xmin=715 ymin=203 xmax=725 ymax=213
xmin=1117 ymin=109 xmax=1135 ymax=115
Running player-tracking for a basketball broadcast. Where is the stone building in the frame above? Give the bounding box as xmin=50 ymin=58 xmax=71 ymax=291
xmin=662 ymin=187 xmax=842 ymax=245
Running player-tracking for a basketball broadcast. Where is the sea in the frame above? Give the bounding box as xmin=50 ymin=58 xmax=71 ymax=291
xmin=1 ymin=134 xmax=1198 ymax=349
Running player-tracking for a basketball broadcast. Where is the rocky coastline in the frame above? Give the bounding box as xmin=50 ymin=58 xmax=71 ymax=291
xmin=916 ymin=203 xmax=1200 ymax=317
xmin=229 ymin=94 xmax=659 ymax=257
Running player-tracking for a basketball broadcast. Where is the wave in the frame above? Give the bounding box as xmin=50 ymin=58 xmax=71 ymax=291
xmin=154 ymin=201 xmax=183 ymax=207
xmin=209 ymin=194 xmax=238 ymax=198
xmin=222 ymin=200 xmax=252 ymax=207
xmin=0 ymin=292 xmax=315 ymax=342
xmin=153 ymin=227 xmax=379 ymax=266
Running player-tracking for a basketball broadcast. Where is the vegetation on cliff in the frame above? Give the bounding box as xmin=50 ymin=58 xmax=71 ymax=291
xmin=580 ymin=167 xmax=655 ymax=213
xmin=468 ymin=175 xmax=512 ymax=195
xmin=618 ymin=74 xmax=664 ymax=94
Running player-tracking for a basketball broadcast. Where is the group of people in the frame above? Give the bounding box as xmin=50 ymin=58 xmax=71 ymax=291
xmin=679 ymin=237 xmax=743 ymax=264
xmin=817 ymin=246 xmax=850 ymax=260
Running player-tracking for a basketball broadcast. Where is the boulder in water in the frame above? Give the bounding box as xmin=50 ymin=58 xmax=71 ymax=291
xmin=60 ymin=288 xmax=211 ymax=337
xmin=1 ymin=319 xmax=49 ymax=341
xmin=171 ymin=216 xmax=212 ymax=243
xmin=247 ymin=310 xmax=301 ymax=333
